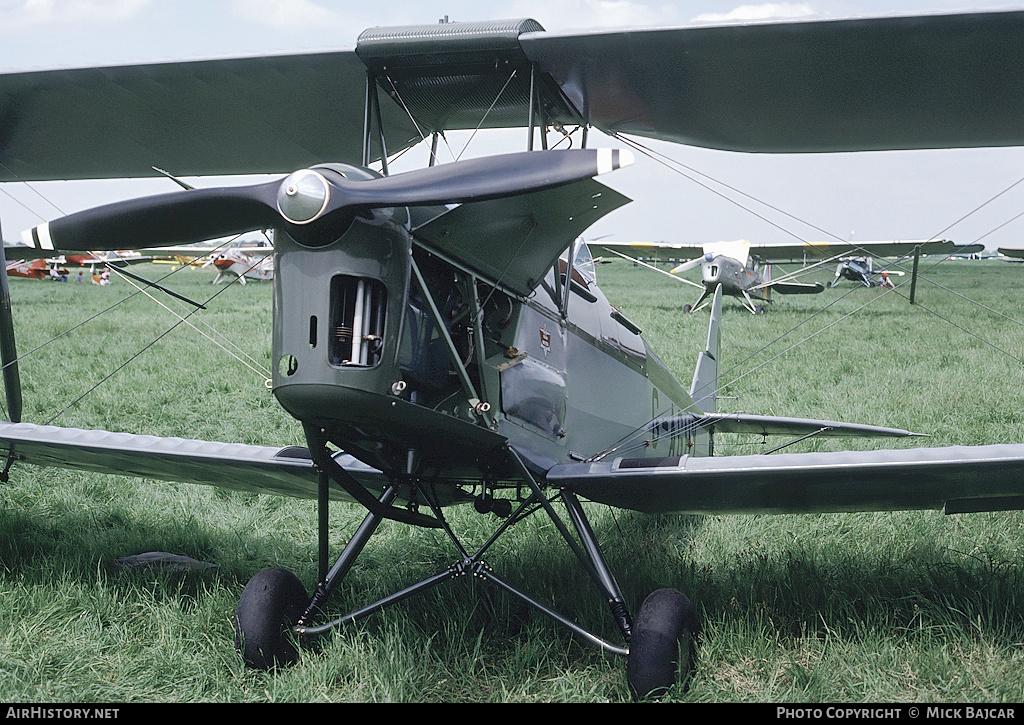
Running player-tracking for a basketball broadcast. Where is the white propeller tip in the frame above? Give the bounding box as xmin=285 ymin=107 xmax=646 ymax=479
xmin=22 ymin=223 xmax=54 ymax=250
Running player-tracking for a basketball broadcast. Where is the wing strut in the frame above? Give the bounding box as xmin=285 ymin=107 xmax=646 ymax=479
xmin=0 ymin=219 xmax=22 ymax=426
xmin=909 ymin=244 xmax=922 ymax=304
xmin=362 ymin=70 xmax=392 ymax=174
xmin=302 ymin=423 xmax=441 ymax=529
xmin=689 ymin=285 xmax=722 ymax=415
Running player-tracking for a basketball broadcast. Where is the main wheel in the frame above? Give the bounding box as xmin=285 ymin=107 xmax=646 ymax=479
xmin=234 ymin=567 xmax=309 ymax=669
xmin=626 ymin=588 xmax=698 ymax=700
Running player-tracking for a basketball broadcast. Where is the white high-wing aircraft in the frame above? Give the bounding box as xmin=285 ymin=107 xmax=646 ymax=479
xmin=593 ymin=239 xmax=975 ymax=313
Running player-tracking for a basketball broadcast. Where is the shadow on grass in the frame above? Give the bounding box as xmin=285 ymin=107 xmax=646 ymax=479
xmin=602 ymin=510 xmax=1024 ymax=651
xmin=4 ymin=486 xmax=1022 ymax=675
xmin=0 ymin=498 xmax=291 ymax=600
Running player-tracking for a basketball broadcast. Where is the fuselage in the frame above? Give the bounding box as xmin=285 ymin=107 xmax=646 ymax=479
xmin=267 ymin=178 xmax=703 ymax=486
xmin=701 ymin=254 xmax=768 ymax=301
xmin=833 ymin=259 xmax=874 ymax=286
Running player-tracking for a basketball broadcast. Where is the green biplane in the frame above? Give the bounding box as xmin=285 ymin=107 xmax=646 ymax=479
xmin=2 ymin=11 xmax=1024 ymax=699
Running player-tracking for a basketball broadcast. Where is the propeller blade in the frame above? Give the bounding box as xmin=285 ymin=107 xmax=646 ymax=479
xmin=670 ymin=254 xmax=711 ymax=274
xmin=23 ymin=149 xmax=634 ymax=253
xmin=330 ymin=148 xmax=635 ymax=209
xmin=24 ymin=181 xmax=282 ymax=252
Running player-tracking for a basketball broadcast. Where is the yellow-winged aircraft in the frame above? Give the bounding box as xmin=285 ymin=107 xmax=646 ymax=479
xmin=2 ymin=11 xmax=1024 ymax=700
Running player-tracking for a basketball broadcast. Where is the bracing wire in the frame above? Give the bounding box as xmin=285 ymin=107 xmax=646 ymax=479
xmin=1 ymin=235 xmax=243 ymax=372
xmin=586 ymin=132 xmax=1024 ymax=461
xmin=615 ymin=130 xmax=1024 ymax=348
xmin=43 ymin=264 xmax=257 ymax=425
xmin=0 ymin=214 xmax=268 ymax=424
xmin=108 ymin=263 xmax=271 ymax=381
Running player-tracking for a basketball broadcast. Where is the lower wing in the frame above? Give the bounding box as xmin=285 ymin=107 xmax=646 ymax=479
xmin=0 ymin=421 xmax=384 ymax=502
xmin=548 ymin=444 xmax=1024 ymax=516
xmin=7 ymin=420 xmax=1023 ymax=520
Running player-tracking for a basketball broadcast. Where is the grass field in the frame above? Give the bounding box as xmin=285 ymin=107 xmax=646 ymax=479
xmin=0 ymin=255 xmax=1022 ymax=702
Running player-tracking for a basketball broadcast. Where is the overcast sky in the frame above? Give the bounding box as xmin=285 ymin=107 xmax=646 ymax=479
xmin=3 ymin=0 xmax=1024 ymax=251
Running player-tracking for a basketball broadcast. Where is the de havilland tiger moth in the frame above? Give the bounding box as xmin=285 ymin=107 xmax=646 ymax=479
xmin=2 ymin=10 xmax=1024 ymax=700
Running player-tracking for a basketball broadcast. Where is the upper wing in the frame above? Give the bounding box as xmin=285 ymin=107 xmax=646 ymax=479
xmin=5 ymin=11 xmax=1024 ymax=183
xmin=0 ymin=50 xmax=421 ymax=182
xmin=521 ymin=10 xmax=1024 ymax=153
xmin=548 ymin=444 xmax=1024 ymax=516
xmin=749 ymin=240 xmax=959 ymax=263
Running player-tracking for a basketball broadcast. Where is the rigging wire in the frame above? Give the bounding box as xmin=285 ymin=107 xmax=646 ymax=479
xmin=0 ymin=236 xmax=242 ymax=371
xmin=614 ymin=130 xmax=1024 ymax=344
xmin=611 ymin=133 xmax=844 ymax=246
xmin=0 ymin=227 xmax=267 ymax=423
xmin=43 ymin=265 xmax=256 ymax=426
xmin=586 ymin=132 xmax=1024 ymax=461
xmin=611 ymin=131 xmax=1024 ymax=271
xmin=0 ymin=161 xmax=69 ymax=222
xmin=0 ymin=154 xmax=274 ymax=410
xmin=455 ymin=69 xmax=519 ymax=162
xmin=588 ymin=270 xmax=940 ymax=461
xmin=109 ymin=262 xmax=271 ymax=382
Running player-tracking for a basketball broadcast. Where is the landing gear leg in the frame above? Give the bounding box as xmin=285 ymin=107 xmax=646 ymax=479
xmin=507 ymin=447 xmax=701 ymax=700
xmin=235 ymin=465 xmax=402 ymax=670
xmin=235 ymin=444 xmax=699 ymax=699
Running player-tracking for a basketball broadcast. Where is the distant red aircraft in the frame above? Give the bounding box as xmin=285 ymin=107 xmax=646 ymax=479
xmin=5 ymin=259 xmax=68 ymax=280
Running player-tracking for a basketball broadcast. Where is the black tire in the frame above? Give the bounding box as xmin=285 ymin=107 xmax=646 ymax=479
xmin=234 ymin=567 xmax=308 ymax=669
xmin=626 ymin=588 xmax=698 ymax=700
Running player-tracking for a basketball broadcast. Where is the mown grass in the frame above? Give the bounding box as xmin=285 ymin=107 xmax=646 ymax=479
xmin=0 ymin=257 xmax=1022 ymax=702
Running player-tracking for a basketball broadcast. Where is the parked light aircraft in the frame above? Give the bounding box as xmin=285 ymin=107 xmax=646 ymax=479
xmin=828 ymin=242 xmax=985 ymax=287
xmin=1 ymin=245 xmax=148 ymax=280
xmin=828 ymin=256 xmax=900 ymax=287
xmin=206 ymin=245 xmax=274 ymax=284
xmin=127 ymin=234 xmax=275 ymax=281
xmin=2 ymin=11 xmax=1024 ymax=700
xmin=593 ymin=239 xmax=824 ymax=314
xmin=593 ymin=238 xmax=973 ymax=313
xmin=830 ymin=256 xmax=882 ymax=287
xmin=4 ymin=258 xmax=67 ymax=280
